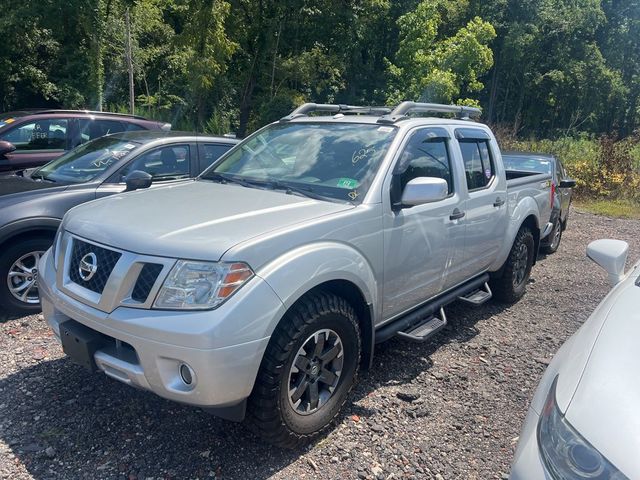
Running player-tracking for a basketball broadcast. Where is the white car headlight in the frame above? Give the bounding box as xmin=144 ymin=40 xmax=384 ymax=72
xmin=537 ymin=377 xmax=627 ymax=479
xmin=153 ymin=260 xmax=253 ymax=310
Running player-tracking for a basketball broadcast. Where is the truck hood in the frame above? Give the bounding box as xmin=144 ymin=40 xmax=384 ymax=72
xmin=563 ymin=267 xmax=640 ymax=478
xmin=63 ymin=180 xmax=354 ymax=260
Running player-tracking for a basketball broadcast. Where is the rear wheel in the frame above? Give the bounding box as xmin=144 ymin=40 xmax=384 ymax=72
xmin=491 ymin=227 xmax=535 ymax=304
xmin=0 ymin=237 xmax=52 ymax=317
xmin=247 ymin=291 xmax=361 ymax=448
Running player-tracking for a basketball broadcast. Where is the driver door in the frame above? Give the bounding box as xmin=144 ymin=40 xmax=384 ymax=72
xmin=382 ymin=127 xmax=466 ymax=319
xmin=95 ymin=143 xmax=194 ymax=199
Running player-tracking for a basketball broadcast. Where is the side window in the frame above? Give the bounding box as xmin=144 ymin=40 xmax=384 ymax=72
xmin=200 ymin=143 xmax=233 ymax=173
xmin=460 ymin=139 xmax=495 ymax=190
xmin=78 ymin=119 xmax=126 ymax=144
xmin=0 ymin=119 xmax=68 ymax=151
xmin=120 ymin=145 xmax=190 ymax=181
xmin=396 ymin=134 xmax=453 ymax=194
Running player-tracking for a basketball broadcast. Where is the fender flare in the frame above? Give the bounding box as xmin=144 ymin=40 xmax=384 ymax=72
xmin=490 ymin=199 xmax=541 ymax=272
xmin=257 ymin=241 xmax=378 ymax=368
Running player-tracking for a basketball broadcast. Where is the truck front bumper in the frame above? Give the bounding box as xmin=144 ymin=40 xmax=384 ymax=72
xmin=39 ymin=248 xmax=285 ymax=412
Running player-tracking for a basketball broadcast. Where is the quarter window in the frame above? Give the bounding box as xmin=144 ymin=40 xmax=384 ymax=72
xmin=460 ymin=139 xmax=495 ymax=190
xmin=396 ymin=134 xmax=453 ymax=194
xmin=78 ymin=119 xmax=126 ymax=144
xmin=0 ymin=119 xmax=68 ymax=151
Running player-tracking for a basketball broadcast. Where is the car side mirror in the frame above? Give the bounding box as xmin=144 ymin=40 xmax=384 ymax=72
xmin=124 ymin=170 xmax=153 ymax=192
xmin=400 ymin=177 xmax=449 ymax=207
xmin=559 ymin=178 xmax=576 ymax=188
xmin=0 ymin=140 xmax=16 ymax=157
xmin=587 ymin=239 xmax=629 ymax=286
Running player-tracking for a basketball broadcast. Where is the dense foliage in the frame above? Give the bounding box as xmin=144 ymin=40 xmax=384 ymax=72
xmin=0 ymin=0 xmax=638 ymax=139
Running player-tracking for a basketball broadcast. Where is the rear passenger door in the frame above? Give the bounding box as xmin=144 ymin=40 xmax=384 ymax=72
xmin=455 ymin=128 xmax=508 ymax=277
xmin=382 ymin=127 xmax=466 ymax=319
xmin=197 ymin=142 xmax=235 ymax=174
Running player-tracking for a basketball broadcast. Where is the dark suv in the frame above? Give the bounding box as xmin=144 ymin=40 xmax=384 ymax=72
xmin=0 ymin=110 xmax=171 ymax=172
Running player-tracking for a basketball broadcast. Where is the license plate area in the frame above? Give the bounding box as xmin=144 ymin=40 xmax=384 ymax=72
xmin=60 ymin=320 xmax=106 ymax=372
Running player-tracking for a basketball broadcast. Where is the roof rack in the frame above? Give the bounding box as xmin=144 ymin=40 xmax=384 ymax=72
xmin=377 ymin=101 xmax=481 ymax=124
xmin=23 ymin=109 xmax=149 ymax=120
xmin=280 ymin=103 xmax=392 ymax=121
xmin=280 ymin=101 xmax=481 ymax=124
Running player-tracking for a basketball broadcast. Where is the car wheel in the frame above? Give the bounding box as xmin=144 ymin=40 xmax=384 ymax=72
xmin=0 ymin=237 xmax=52 ymax=318
xmin=247 ymin=291 xmax=361 ymax=448
xmin=542 ymin=221 xmax=562 ymax=254
xmin=491 ymin=227 xmax=535 ymax=304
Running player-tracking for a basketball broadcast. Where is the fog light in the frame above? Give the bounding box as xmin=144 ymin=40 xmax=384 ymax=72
xmin=179 ymin=363 xmax=194 ymax=385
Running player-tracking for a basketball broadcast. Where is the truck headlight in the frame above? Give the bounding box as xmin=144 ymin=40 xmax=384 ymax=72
xmin=153 ymin=261 xmax=253 ymax=310
xmin=537 ymin=377 xmax=627 ymax=479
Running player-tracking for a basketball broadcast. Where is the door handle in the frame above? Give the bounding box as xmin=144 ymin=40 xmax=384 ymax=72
xmin=493 ymin=197 xmax=505 ymax=207
xmin=449 ymin=209 xmax=465 ymax=220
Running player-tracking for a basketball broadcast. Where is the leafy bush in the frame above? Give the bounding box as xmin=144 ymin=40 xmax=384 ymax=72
xmin=497 ymin=132 xmax=640 ymax=201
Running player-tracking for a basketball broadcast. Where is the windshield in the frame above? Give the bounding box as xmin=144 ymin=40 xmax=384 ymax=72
xmin=201 ymin=122 xmax=398 ymax=203
xmin=32 ymin=136 xmax=140 ymax=183
xmin=503 ymin=155 xmax=552 ymax=174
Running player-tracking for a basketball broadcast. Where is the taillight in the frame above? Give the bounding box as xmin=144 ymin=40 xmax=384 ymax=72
xmin=550 ymin=182 xmax=556 ymax=205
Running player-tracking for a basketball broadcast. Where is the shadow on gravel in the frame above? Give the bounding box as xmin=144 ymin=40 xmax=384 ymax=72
xmin=0 ymin=299 xmax=507 ymax=479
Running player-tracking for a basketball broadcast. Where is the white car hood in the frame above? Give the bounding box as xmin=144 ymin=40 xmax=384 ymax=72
xmin=62 ymin=180 xmax=353 ymax=260
xmin=564 ymin=267 xmax=640 ymax=477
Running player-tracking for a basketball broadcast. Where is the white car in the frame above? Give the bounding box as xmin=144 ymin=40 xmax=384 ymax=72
xmin=510 ymin=239 xmax=639 ymax=480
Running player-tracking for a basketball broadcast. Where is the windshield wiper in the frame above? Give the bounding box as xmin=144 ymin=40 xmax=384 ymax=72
xmin=205 ymin=172 xmax=257 ymax=189
xmin=30 ymin=172 xmax=55 ymax=183
xmin=260 ymin=180 xmax=332 ymax=202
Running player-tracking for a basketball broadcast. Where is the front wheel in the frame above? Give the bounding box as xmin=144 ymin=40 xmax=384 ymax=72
xmin=247 ymin=291 xmax=361 ymax=448
xmin=0 ymin=237 xmax=52 ymax=318
xmin=542 ymin=221 xmax=562 ymax=254
xmin=490 ymin=227 xmax=535 ymax=304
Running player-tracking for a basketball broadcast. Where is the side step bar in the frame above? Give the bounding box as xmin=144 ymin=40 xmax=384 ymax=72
xmin=374 ymin=273 xmax=489 ymax=344
xmin=457 ymin=282 xmax=492 ymax=305
xmin=396 ymin=308 xmax=447 ymax=342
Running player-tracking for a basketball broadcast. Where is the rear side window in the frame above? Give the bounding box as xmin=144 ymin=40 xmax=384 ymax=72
xmin=78 ymin=119 xmax=126 ymax=144
xmin=0 ymin=119 xmax=68 ymax=151
xmin=396 ymin=134 xmax=453 ymax=194
xmin=460 ymin=139 xmax=495 ymax=190
xmin=200 ymin=143 xmax=234 ymax=173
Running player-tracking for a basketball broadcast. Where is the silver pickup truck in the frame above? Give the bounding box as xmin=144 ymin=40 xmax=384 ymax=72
xmin=39 ymin=102 xmax=552 ymax=447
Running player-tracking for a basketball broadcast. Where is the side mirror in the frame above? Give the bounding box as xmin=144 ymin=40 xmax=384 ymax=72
xmin=587 ymin=239 xmax=629 ymax=286
xmin=559 ymin=178 xmax=576 ymax=188
xmin=400 ymin=177 xmax=449 ymax=207
xmin=124 ymin=170 xmax=153 ymax=192
xmin=0 ymin=140 xmax=16 ymax=157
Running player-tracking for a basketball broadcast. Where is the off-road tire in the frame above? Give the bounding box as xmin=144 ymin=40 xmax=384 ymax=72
xmin=0 ymin=237 xmax=52 ymax=318
xmin=246 ymin=291 xmax=361 ymax=448
xmin=491 ymin=227 xmax=535 ymax=304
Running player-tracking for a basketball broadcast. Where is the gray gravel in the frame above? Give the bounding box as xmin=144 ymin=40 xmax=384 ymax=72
xmin=1 ymin=209 xmax=639 ymax=480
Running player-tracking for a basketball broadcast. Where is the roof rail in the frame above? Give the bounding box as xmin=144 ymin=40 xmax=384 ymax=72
xmin=280 ymin=103 xmax=392 ymax=121
xmin=378 ymin=101 xmax=481 ymax=124
xmin=28 ymin=109 xmax=149 ymax=120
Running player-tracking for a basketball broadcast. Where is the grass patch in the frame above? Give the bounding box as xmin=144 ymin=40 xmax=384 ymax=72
xmin=574 ymin=198 xmax=640 ymax=219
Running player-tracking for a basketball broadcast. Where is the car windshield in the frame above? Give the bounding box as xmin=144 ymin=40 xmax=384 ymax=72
xmin=32 ymin=136 xmax=140 ymax=183
xmin=503 ymin=155 xmax=552 ymax=174
xmin=201 ymin=122 xmax=398 ymax=203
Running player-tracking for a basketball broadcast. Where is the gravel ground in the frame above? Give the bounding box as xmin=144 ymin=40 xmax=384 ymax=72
xmin=1 ymin=209 xmax=639 ymax=480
